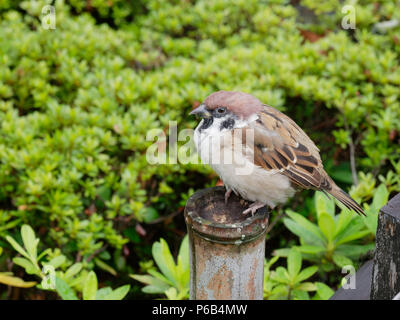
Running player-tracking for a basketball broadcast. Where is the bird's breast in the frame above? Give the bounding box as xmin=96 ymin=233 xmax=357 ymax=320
xmin=194 ymin=126 xmax=296 ymax=207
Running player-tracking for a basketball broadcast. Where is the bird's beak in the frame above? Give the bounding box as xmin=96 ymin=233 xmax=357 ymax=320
xmin=189 ymin=103 xmax=211 ymax=118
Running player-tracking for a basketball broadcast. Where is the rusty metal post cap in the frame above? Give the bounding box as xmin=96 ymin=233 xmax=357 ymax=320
xmin=184 ymin=186 xmax=269 ymax=244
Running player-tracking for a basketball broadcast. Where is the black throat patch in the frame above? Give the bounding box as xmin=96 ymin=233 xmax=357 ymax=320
xmin=220 ymin=117 xmax=235 ymax=130
xmin=199 ymin=117 xmax=213 ymax=131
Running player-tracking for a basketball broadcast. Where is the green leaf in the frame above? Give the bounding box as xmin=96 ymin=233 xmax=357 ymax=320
xmin=285 ymin=210 xmax=324 ymax=241
xmin=315 ymin=191 xmax=335 ymax=217
xmin=296 ymin=245 xmax=325 ymax=255
xmin=288 ymin=248 xmax=302 ymax=279
xmin=291 ymin=289 xmax=310 ymax=300
xmin=0 ymin=219 xmax=21 ymax=233
xmin=147 ymin=269 xmax=174 ymax=286
xmin=130 ymin=274 xmax=170 ymax=294
xmin=6 ymin=236 xmax=29 ymax=260
xmin=82 ymin=271 xmax=98 ymax=300
xmin=270 ymin=267 xmax=290 ymax=284
xmin=164 ymin=287 xmax=188 ymax=300
xmin=152 ymin=238 xmax=178 ymax=286
xmin=97 ymin=185 xmax=112 ymax=201
xmin=320 ymin=263 xmax=335 ymax=272
xmin=295 ymin=266 xmax=318 ymax=283
xmin=265 ymin=256 xmax=279 ymax=269
xmin=64 ymin=263 xmax=83 ymax=279
xmin=272 ymin=248 xmax=291 ymax=257
xmin=313 ymin=282 xmax=334 ymax=300
xmin=94 ymin=258 xmax=117 ymax=276
xmin=295 ymin=282 xmax=317 ymax=292
xmin=102 ymin=285 xmax=130 ymax=300
xmin=13 ymin=257 xmax=39 ymax=275
xmin=55 ymin=276 xmax=78 ymax=300
xmin=164 ymin=287 xmax=178 ymax=300
xmin=335 ymin=217 xmax=368 ymax=245
xmin=363 ymin=184 xmax=390 ymax=235
xmin=363 ymin=204 xmax=379 ymax=235
xmin=21 ymin=224 xmax=38 ymax=260
xmin=46 ymin=255 xmax=66 ymax=269
xmin=283 ymin=217 xmax=325 ymax=246
xmin=142 ymin=207 xmax=160 ymax=223
xmin=177 ymin=235 xmax=189 ymax=275
xmin=130 ymin=274 xmax=155 ymax=285
xmin=332 ymin=254 xmax=353 ymax=268
xmin=317 ymin=212 xmax=336 ymax=242
xmin=67 ymin=271 xmax=87 ymax=288
xmin=372 ymin=184 xmax=389 ymax=210
xmin=176 ymin=235 xmax=189 ymax=289
xmin=96 ymin=287 xmax=113 ymax=300
xmin=336 ymin=230 xmax=370 ymax=246
xmin=335 ymin=207 xmax=355 ymax=235
xmin=335 ymin=243 xmax=374 ymax=259
xmin=143 ymin=284 xmax=170 ymax=294
xmin=0 ymin=272 xmax=37 ymax=288
xmin=269 ymin=284 xmax=289 ymax=300
xmin=37 ymin=248 xmax=52 ymax=261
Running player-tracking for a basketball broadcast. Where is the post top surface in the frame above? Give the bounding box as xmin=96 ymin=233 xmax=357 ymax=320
xmin=184 ymin=187 xmax=269 ymax=243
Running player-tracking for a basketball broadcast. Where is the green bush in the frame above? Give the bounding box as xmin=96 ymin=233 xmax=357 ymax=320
xmin=274 ymin=185 xmax=388 ymax=272
xmin=0 ymin=0 xmax=399 ymax=299
xmin=131 ymin=236 xmax=189 ymax=300
xmin=4 ymin=224 xmax=130 ymax=300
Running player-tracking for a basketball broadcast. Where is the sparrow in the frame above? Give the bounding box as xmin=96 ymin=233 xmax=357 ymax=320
xmin=191 ymin=91 xmax=365 ymax=216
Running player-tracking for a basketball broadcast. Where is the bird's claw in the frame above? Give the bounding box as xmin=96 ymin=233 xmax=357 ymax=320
xmin=224 ymin=188 xmax=232 ymax=204
xmin=242 ymin=202 xmax=265 ymax=216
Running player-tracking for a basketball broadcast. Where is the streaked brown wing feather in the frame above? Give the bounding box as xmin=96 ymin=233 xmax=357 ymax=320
xmin=245 ymin=106 xmax=328 ymax=190
xmin=239 ymin=104 xmax=365 ymax=215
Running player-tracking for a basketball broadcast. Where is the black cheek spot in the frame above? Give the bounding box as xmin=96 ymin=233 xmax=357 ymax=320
xmin=200 ymin=117 xmax=213 ymax=131
xmin=220 ymin=118 xmax=235 ymax=130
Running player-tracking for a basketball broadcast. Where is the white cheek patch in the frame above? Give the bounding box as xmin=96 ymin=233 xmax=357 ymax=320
xmin=193 ymin=115 xmax=257 ymax=175
xmin=194 ymin=117 xmax=227 ymax=164
xmin=234 ymin=113 xmax=259 ymax=128
xmin=194 ymin=114 xmax=260 ymax=159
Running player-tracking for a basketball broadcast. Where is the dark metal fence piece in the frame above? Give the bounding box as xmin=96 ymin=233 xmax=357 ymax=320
xmin=184 ymin=186 xmax=269 ymax=300
xmin=371 ymin=193 xmax=400 ymax=300
xmin=330 ymin=260 xmax=373 ymax=300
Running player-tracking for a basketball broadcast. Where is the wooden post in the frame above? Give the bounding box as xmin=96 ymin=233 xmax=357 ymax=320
xmin=184 ymin=186 xmax=269 ymax=300
xmin=371 ymin=193 xmax=400 ymax=300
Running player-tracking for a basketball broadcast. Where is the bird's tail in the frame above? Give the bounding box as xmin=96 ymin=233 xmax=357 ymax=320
xmin=324 ymin=182 xmax=365 ymax=216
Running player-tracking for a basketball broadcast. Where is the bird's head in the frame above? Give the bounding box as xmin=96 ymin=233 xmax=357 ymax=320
xmin=190 ymin=91 xmax=263 ymax=132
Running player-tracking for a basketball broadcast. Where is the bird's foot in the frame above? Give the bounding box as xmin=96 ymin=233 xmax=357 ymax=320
xmin=224 ymin=188 xmax=233 ymax=204
xmin=242 ymin=201 xmax=265 ymax=216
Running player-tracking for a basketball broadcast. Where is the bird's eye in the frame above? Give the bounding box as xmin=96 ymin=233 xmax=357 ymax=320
xmin=216 ymin=107 xmax=226 ymax=114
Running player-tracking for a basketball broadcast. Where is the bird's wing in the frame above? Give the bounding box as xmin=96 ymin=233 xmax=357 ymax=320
xmin=238 ymin=105 xmax=365 ymax=215
xmin=240 ymin=105 xmax=327 ymax=190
